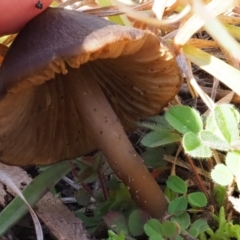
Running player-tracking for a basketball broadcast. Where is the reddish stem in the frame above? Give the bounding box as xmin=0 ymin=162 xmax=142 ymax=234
xmin=186 ymin=155 xmax=208 ymax=196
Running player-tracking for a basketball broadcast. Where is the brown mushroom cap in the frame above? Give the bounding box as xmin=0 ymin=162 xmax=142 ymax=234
xmin=0 ymin=8 xmax=182 ymax=166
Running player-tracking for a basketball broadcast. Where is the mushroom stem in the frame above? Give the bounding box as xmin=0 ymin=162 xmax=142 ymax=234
xmin=65 ymin=65 xmax=168 ymax=218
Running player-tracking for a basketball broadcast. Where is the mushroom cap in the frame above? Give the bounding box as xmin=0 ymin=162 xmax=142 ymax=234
xmin=0 ymin=8 xmax=182 ymax=166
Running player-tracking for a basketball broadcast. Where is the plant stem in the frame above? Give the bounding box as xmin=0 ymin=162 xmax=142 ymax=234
xmin=98 ymin=169 xmax=109 ymax=200
xmin=186 ymin=155 xmax=208 ymax=197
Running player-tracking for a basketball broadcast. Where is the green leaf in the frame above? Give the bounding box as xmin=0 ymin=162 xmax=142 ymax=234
xmin=188 ymin=228 xmax=199 ymax=238
xmin=214 ymin=105 xmax=239 ymax=143
xmin=230 ymin=140 xmax=240 ymax=150
xmin=211 ymin=164 xmax=234 ymax=186
xmin=97 ymin=201 xmax=114 ymax=216
xmin=75 ymin=211 xmax=101 ymax=227
xmin=225 ymin=151 xmax=240 ymax=177
xmin=144 ymin=219 xmax=162 ymax=237
xmin=166 ymin=175 xmax=187 ymax=194
xmin=205 ymin=227 xmax=215 ymax=237
xmin=0 ymin=161 xmax=73 ymax=236
xmin=104 ymin=212 xmax=129 ymax=234
xmin=205 ymin=113 xmax=223 ymax=137
xmin=164 ymin=186 xmax=177 ymax=202
xmin=149 ymin=236 xmax=164 ymax=240
xmin=219 ymin=206 xmax=227 ymax=229
xmin=200 ymin=130 xmax=230 ymax=151
xmin=165 ymin=105 xmax=203 ymax=134
xmin=78 ymin=166 xmax=98 ymax=183
xmin=229 ymin=224 xmax=240 ymax=239
xmin=213 ymin=185 xmax=226 ymax=207
xmin=183 ymin=132 xmax=212 ymax=158
xmin=109 ymin=200 xmax=130 ymax=212
xmin=165 ymin=144 xmax=178 ymax=155
xmin=107 ymin=230 xmax=125 ymax=240
xmin=176 ymin=235 xmax=184 ymax=240
xmin=108 ymin=180 xmax=131 ymax=202
xmin=108 ymin=176 xmax=121 ymax=191
xmin=187 ymin=192 xmax=207 ymax=207
xmin=142 ymin=147 xmax=167 ymax=169
xmin=115 ymin=183 xmax=131 ymax=202
xmin=128 ymin=210 xmax=148 ymax=237
xmin=138 ymin=116 xmax=173 ymax=132
xmin=149 ymin=116 xmax=174 ymax=128
xmin=141 ymin=131 xmax=181 ymax=147
xmin=75 ymin=188 xmax=91 ymax=206
xmin=171 ymin=212 xmax=190 ymax=230
xmin=161 ymin=221 xmax=177 ymax=238
xmin=190 ymin=219 xmax=209 ymax=235
xmin=168 ymin=196 xmax=188 ymax=215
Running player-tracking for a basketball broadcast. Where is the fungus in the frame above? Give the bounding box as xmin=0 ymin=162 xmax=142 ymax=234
xmin=0 ymin=8 xmax=182 ymax=218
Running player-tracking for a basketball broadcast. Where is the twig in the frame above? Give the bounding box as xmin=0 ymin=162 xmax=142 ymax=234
xmin=185 ymin=155 xmax=209 ymax=197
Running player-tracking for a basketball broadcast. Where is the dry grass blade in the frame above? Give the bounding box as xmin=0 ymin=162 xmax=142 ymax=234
xmin=174 ymin=0 xmax=238 ymax=45
xmin=176 ymin=48 xmax=215 ymax=110
xmin=151 ymin=0 xmax=168 ymax=20
xmin=0 ymin=169 xmax=43 ymax=240
xmin=57 ymin=0 xmax=83 ymax=7
xmin=183 ymin=44 xmax=240 ymax=97
xmin=180 ymin=83 xmax=240 ymax=104
xmin=58 ymin=0 xmax=95 ymax=9
xmin=108 ymin=0 xmax=189 ymax=26
xmin=83 ymin=1 xmax=153 ymax=17
xmin=1 ymin=34 xmax=17 ymax=45
xmin=186 ymin=39 xmax=218 ymax=48
xmin=0 ymin=162 xmax=88 ymax=240
xmin=190 ymin=0 xmax=240 ymax=61
xmin=219 ymin=15 xmax=240 ymax=25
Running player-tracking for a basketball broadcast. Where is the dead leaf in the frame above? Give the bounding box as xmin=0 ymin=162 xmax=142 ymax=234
xmin=0 ymin=163 xmax=89 ymax=240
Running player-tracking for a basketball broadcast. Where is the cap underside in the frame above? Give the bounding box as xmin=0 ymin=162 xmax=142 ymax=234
xmin=0 ymin=8 xmax=182 ymax=165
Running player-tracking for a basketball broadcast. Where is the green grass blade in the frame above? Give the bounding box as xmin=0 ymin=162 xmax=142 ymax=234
xmin=0 ymin=161 xmax=73 ymax=236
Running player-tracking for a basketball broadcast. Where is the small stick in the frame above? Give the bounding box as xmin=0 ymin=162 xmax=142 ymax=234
xmin=186 ymin=155 xmax=208 ymax=197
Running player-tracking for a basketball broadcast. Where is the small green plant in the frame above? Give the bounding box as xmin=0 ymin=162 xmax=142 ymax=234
xmin=144 ymin=175 xmax=208 ymax=240
xmin=107 ymin=230 xmax=126 ymax=240
xmin=75 ymin=172 xmax=139 ymax=235
xmin=204 ymin=206 xmax=240 ymax=239
xmin=71 ymin=104 xmax=240 ymax=239
xmin=139 ymin=104 xmax=240 ymax=239
xmin=140 ymin=104 xmax=240 ymax=157
xmin=74 ymin=156 xmax=148 ymax=237
xmin=140 ymin=104 xmax=240 ymax=201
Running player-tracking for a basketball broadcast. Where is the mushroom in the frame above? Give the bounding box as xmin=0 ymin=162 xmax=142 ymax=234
xmin=0 ymin=8 xmax=182 ymax=218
